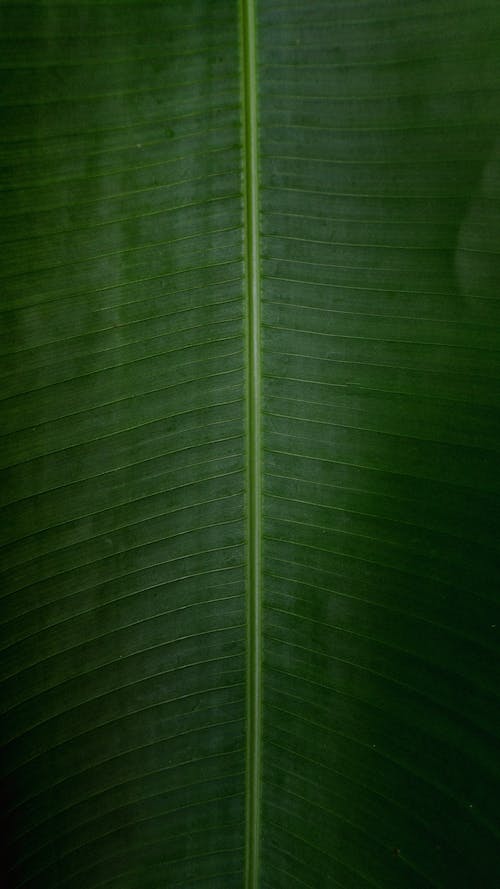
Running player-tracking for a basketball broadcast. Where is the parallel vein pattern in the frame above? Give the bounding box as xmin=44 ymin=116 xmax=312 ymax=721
xmin=258 ymin=1 xmax=500 ymax=887
xmin=0 ymin=3 xmax=246 ymax=888
xmin=2 ymin=2 xmax=500 ymax=888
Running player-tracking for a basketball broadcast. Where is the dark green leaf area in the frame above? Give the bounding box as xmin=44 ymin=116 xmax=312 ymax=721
xmin=2 ymin=1 xmax=500 ymax=888
xmin=1 ymin=2 xmax=245 ymax=888
xmin=259 ymin=1 xmax=500 ymax=887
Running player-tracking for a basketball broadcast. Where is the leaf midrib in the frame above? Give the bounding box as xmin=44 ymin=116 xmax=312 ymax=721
xmin=240 ymin=0 xmax=262 ymax=887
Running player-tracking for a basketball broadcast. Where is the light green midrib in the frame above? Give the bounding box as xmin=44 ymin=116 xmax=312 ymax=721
xmin=240 ymin=0 xmax=262 ymax=887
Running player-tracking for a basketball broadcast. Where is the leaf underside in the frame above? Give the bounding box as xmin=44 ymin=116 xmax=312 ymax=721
xmin=1 ymin=2 xmax=499 ymax=888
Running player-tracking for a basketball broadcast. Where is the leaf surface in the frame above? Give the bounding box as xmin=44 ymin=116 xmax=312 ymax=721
xmin=1 ymin=2 xmax=499 ymax=888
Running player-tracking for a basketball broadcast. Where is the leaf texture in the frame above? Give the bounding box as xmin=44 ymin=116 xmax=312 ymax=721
xmin=258 ymin=4 xmax=500 ymax=885
xmin=1 ymin=4 xmax=246 ymax=887
xmin=1 ymin=1 xmax=500 ymax=888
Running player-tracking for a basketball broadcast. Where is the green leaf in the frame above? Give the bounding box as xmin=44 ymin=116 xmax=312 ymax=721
xmin=1 ymin=2 xmax=499 ymax=888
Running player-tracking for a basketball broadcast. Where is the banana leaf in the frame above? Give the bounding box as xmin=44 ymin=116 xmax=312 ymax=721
xmin=1 ymin=1 xmax=499 ymax=887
